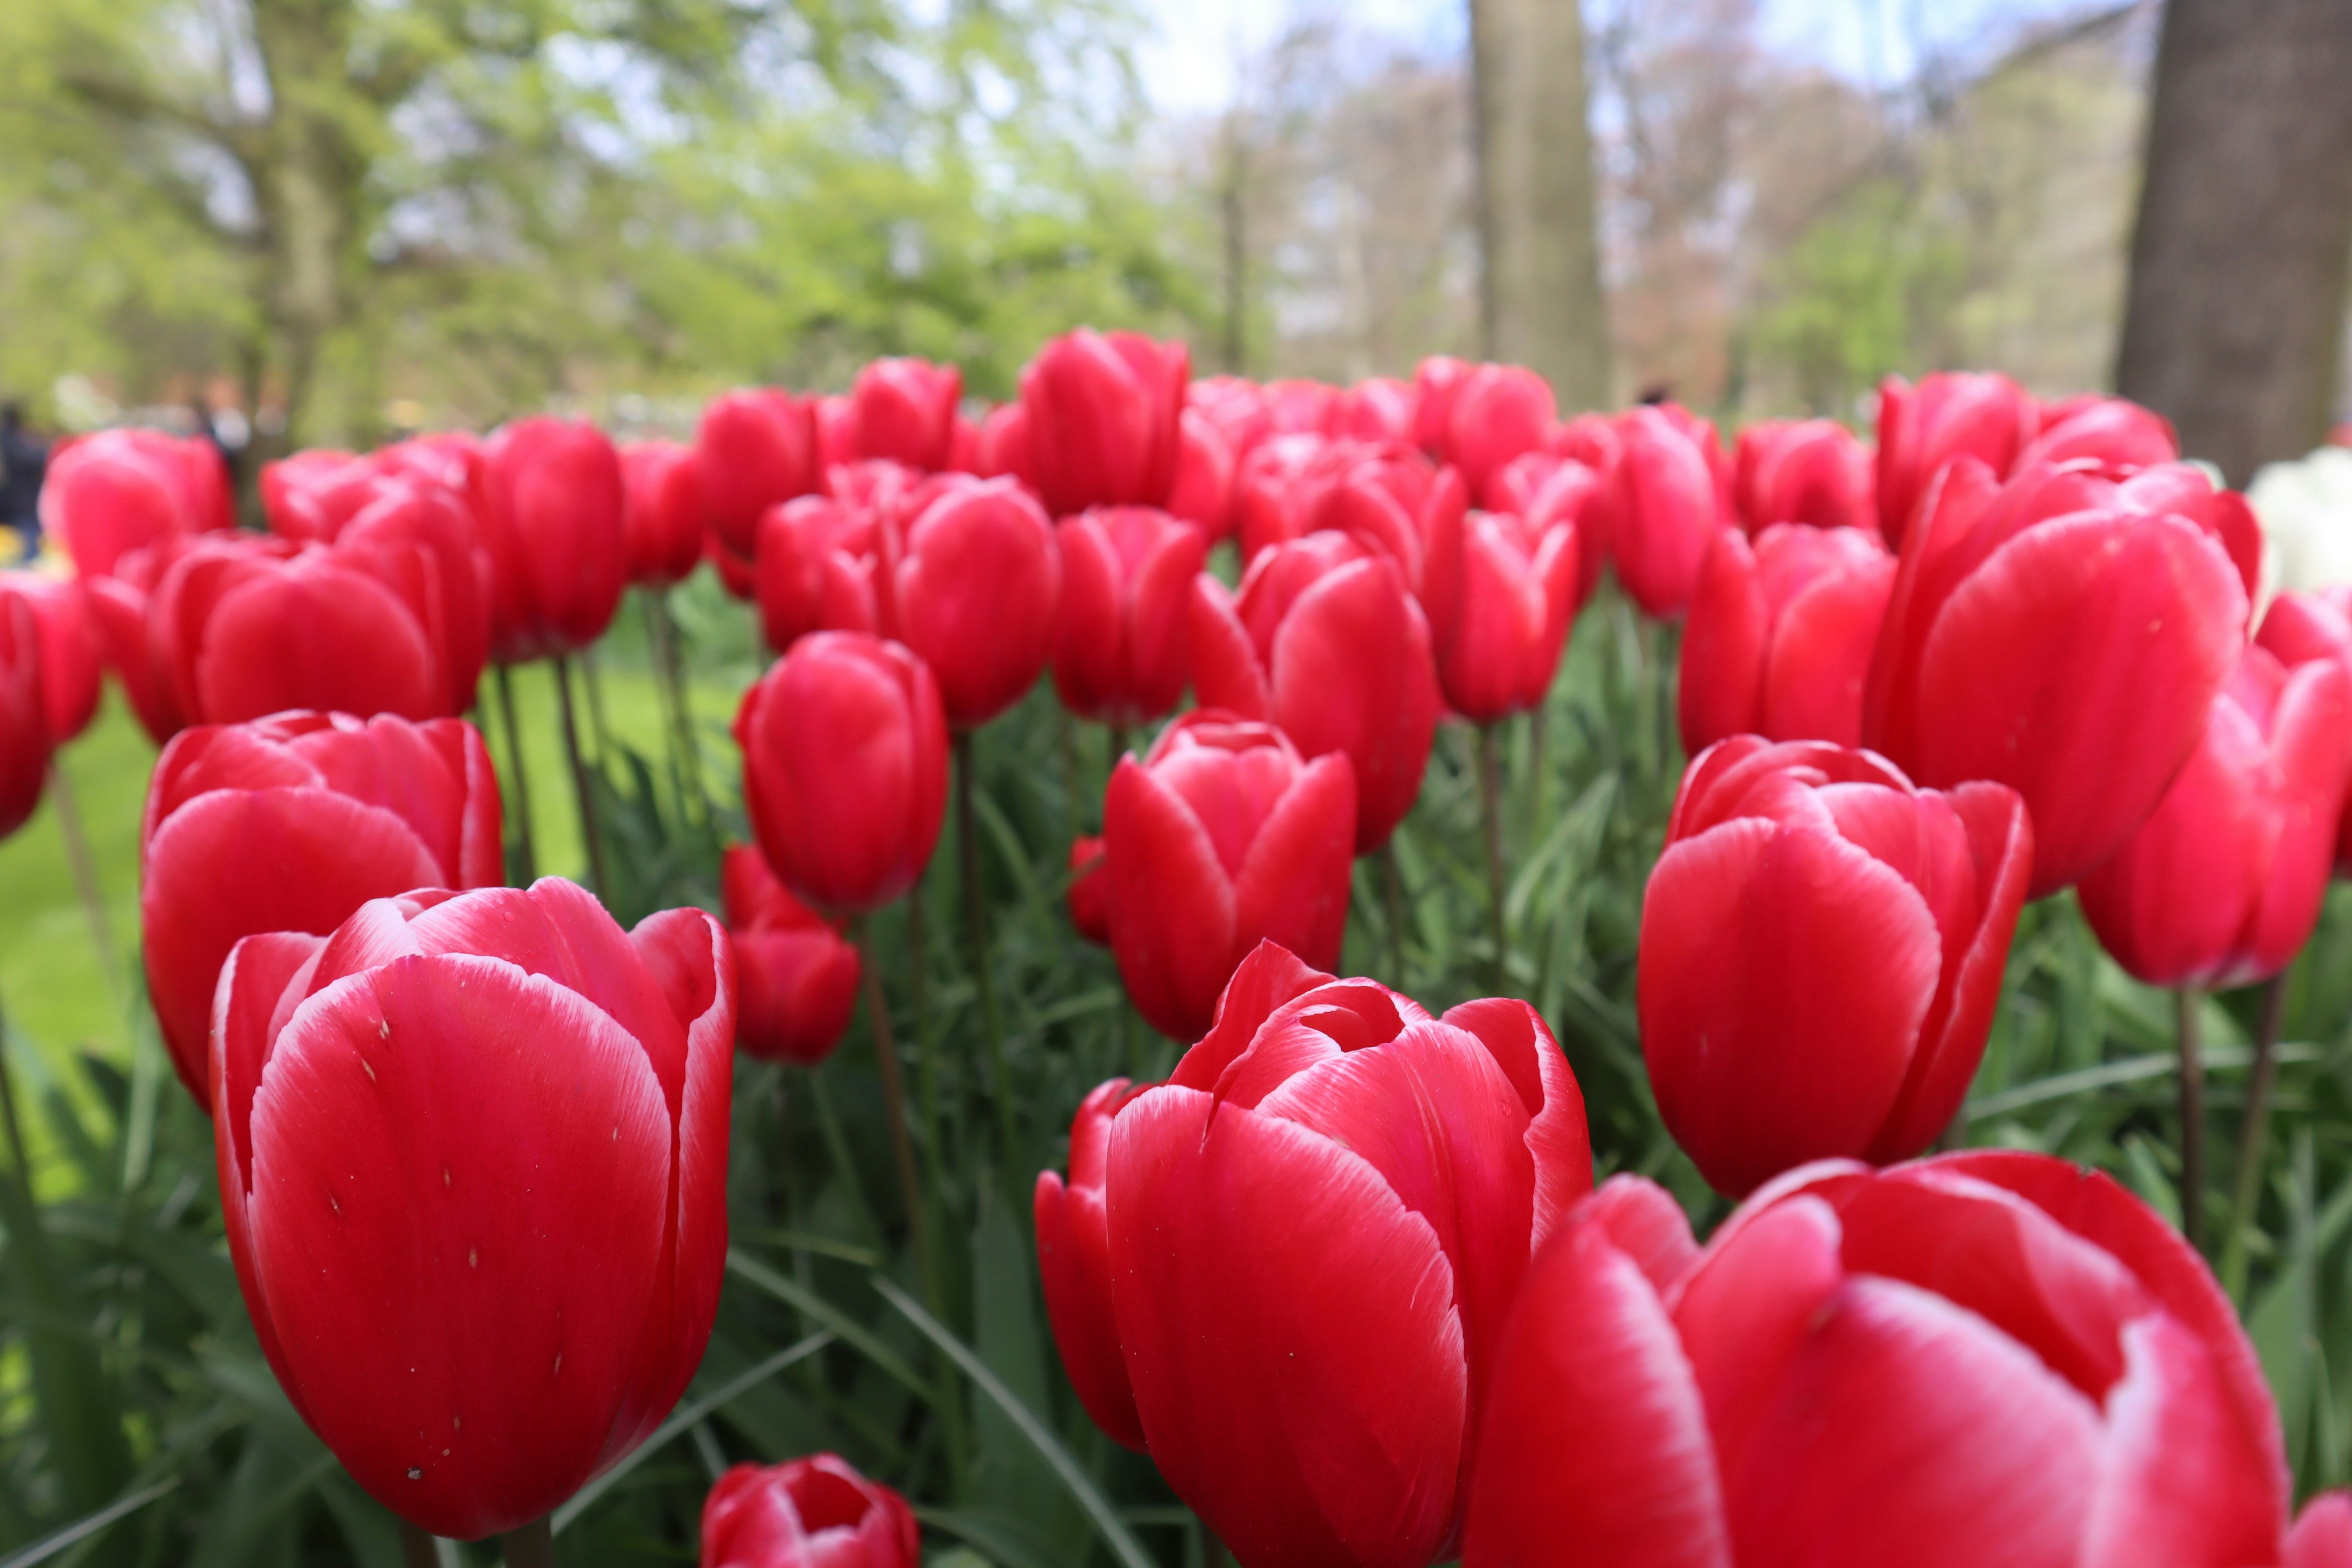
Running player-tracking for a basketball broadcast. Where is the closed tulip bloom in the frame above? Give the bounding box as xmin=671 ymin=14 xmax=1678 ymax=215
xmin=1446 ymin=365 xmax=1558 ymax=506
xmin=1034 ymin=1077 xmax=1145 ymax=1446
xmin=1102 ymin=713 xmax=1356 ymax=1039
xmin=891 ymin=478 xmax=1060 ymax=727
xmin=0 ymin=571 xmax=101 ymax=743
xmin=80 ymin=536 xmax=197 ymax=742
xmin=1641 ymin=738 xmax=2031 ymax=1195
xmin=1411 ymin=355 xmax=1475 ymax=457
xmin=1864 ymin=459 xmax=2253 ymax=896
xmin=700 ymin=1456 xmax=919 ymax=1568
xmin=1018 ymin=328 xmax=1189 ymax=515
xmin=755 ymin=494 xmax=884 ymax=651
xmin=2079 ymin=647 xmax=2352 ymax=989
xmin=1611 ymin=405 xmax=1727 ymax=617
xmin=698 ymin=389 xmax=820 ymax=581
xmin=476 ymin=416 xmax=627 ymax=660
xmin=1421 ymin=508 xmax=1582 ymax=723
xmin=2254 ymin=586 xmax=2352 ymax=869
xmin=332 ymin=479 xmax=495 ymax=715
xmin=1463 ymin=1152 xmax=2289 ymax=1568
xmin=141 ymin=710 xmax=502 ymax=1100
xmin=1190 ymin=535 xmax=1442 ymax=853
xmin=0 ymin=588 xmax=48 ymax=841
xmin=1054 ymin=507 xmax=1208 ymax=727
xmin=1732 ymin=418 xmax=1876 ymax=537
xmin=2020 ymin=393 xmax=2179 ymax=475
xmin=2291 ymin=1496 xmax=2352 ymax=1568
xmin=42 ymin=427 xmax=232 ymax=578
xmin=973 ymin=402 xmax=1030 ymax=485
xmin=263 ymin=449 xmax=383 ymax=543
xmin=1167 ymin=409 xmax=1237 ymax=539
xmin=1679 ymin=525 xmax=1897 ymax=753
xmin=721 ymin=843 xmax=860 ymax=1067
xmin=1491 ymin=452 xmax=1610 ymax=608
xmin=1042 ymin=943 xmax=1593 ymax=1568
xmin=1191 ymin=375 xmax=1274 ymax=462
xmin=849 ymin=356 xmax=961 ymax=470
xmin=1232 ymin=434 xmax=1342 ymax=562
xmin=1066 ymin=834 xmax=1110 ymax=945
xmin=1262 ymin=378 xmax=1338 ymax=436
xmin=1331 ymin=377 xmax=1420 ymax=444
xmin=1874 ymin=370 xmax=2036 ymax=548
xmin=212 ymin=879 xmax=732 ymax=1540
xmin=736 ymin=632 xmax=949 ymax=915
xmin=620 ymin=440 xmax=705 ymax=588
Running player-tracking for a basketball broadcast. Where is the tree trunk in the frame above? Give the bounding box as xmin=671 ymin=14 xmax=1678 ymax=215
xmin=1468 ymin=0 xmax=1612 ymax=408
xmin=2116 ymin=0 xmax=2352 ymax=486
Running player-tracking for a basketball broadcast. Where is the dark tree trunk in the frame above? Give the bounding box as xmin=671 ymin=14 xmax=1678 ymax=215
xmin=1468 ymin=0 xmax=1612 ymax=408
xmin=2116 ymin=0 xmax=2352 ymax=485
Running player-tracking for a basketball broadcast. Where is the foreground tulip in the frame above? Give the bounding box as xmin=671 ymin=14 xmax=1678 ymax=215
xmin=0 ymin=588 xmax=48 ymax=840
xmin=1864 ymin=459 xmax=2253 ymax=895
xmin=1102 ymin=713 xmax=1355 ymax=1039
xmin=1610 ymin=404 xmax=1726 ymax=617
xmin=0 ymin=571 xmax=100 ymax=744
xmin=140 ymin=711 xmax=502 ymax=1099
xmin=476 ymin=416 xmax=627 ymax=660
xmin=1641 ymin=738 xmax=2031 ymax=1194
xmin=1678 ymin=524 xmax=1896 ymax=753
xmin=1037 ymin=943 xmax=1593 ymax=1568
xmin=1874 ymin=370 xmax=2035 ymax=548
xmin=620 ymin=440 xmax=705 ymax=588
xmin=698 ymin=389 xmax=819 ymax=588
xmin=700 ymin=1455 xmax=918 ymax=1568
xmin=212 ymin=879 xmax=732 ymax=1540
xmin=2255 ymin=587 xmax=2352 ymax=869
xmin=1018 ymin=329 xmax=1189 ymax=515
xmin=1422 ymin=508 xmax=1582 ymax=722
xmin=1053 ymin=507 xmax=1207 ymax=727
xmin=2079 ymin=646 xmax=2352 ymax=989
xmin=1190 ymin=535 xmax=1442 ymax=852
xmin=42 ymin=427 xmax=232 ymax=578
xmin=736 ymin=632 xmax=948 ymax=916
xmin=848 ymin=356 xmax=962 ymax=471
xmin=1732 ymin=417 xmax=1876 ymax=537
xmin=720 ymin=844 xmax=860 ymax=1067
xmin=1463 ymin=1152 xmax=2288 ymax=1568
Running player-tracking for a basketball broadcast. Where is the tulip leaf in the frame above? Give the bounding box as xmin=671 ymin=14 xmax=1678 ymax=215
xmin=0 ymin=1479 xmax=177 ymax=1568
xmin=724 ymin=1248 xmax=931 ymax=1400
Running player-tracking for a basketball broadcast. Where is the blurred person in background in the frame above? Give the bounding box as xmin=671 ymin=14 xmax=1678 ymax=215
xmin=0 ymin=404 xmax=49 ymax=561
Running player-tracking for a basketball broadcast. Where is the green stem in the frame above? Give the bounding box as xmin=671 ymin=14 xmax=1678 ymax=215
xmin=553 ymin=655 xmax=611 ymax=903
xmin=46 ymin=760 xmax=121 ymax=1000
xmin=1476 ymin=723 xmax=1509 ymax=994
xmin=2177 ymin=987 xmax=2207 ymax=1251
xmin=398 ymin=1520 xmax=440 ymax=1568
xmin=852 ymin=919 xmax=932 ymax=1306
xmin=1377 ymin=841 xmax=1410 ymax=984
xmin=1524 ymin=704 xmax=1549 ymax=848
xmin=808 ymin=1061 xmax=882 ymax=1248
xmin=494 ymin=663 xmax=539 ymax=883
xmin=955 ymin=732 xmax=1021 ymax=1183
xmin=581 ymin=645 xmax=612 ymax=764
xmin=499 ymin=1516 xmax=554 ymax=1568
xmin=2221 ymin=974 xmax=2288 ymax=1302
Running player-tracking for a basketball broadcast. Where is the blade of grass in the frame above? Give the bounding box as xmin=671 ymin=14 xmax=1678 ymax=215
xmin=723 ymin=1248 xmax=930 ymax=1399
xmin=0 ymin=1479 xmax=178 ymax=1568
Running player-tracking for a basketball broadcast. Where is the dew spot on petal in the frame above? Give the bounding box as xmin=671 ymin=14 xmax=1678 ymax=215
xmin=407 ymin=1468 xmax=422 ymax=1481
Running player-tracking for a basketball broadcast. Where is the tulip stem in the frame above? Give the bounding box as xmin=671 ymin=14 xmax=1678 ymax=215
xmin=2177 ymin=987 xmax=2207 ymax=1250
xmin=553 ymin=655 xmax=612 ymax=904
xmin=494 ymin=663 xmax=539 ymax=883
xmin=498 ymin=1516 xmax=554 ymax=1568
xmin=1476 ymin=723 xmax=1510 ymax=993
xmin=2221 ymin=974 xmax=2289 ymax=1302
xmin=852 ymin=920 xmax=934 ymax=1306
xmin=644 ymin=589 xmax=712 ymax=846
xmin=45 ymin=760 xmax=121 ymax=999
xmin=955 ymin=732 xmax=1022 ymax=1183
xmin=396 ymin=1521 xmax=439 ymax=1568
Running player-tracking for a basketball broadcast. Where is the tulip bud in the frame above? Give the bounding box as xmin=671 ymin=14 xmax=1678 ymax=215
xmin=1261 ymin=378 xmax=1337 ymax=437
xmin=0 ymin=588 xmax=49 ymax=841
xmin=2020 ymin=393 xmax=2179 ymax=475
xmin=1610 ymin=404 xmax=1727 ymax=617
xmin=140 ymin=710 xmax=502 ymax=1100
xmin=736 ymin=631 xmax=949 ymax=916
xmin=1189 ymin=536 xmax=1442 ymax=853
xmin=2292 ymin=1494 xmax=2352 ymax=1568
xmin=1190 ymin=375 xmax=1273 ymax=462
xmin=0 ymin=571 xmax=100 ymax=744
xmin=42 ymin=428 xmax=231 ymax=578
xmin=1018 ymin=329 xmax=1189 ymax=515
xmin=1066 ymin=835 xmax=1110 ymax=945
xmin=621 ymin=440 xmax=705 ymax=588
xmin=1421 ymin=509 xmax=1582 ymax=723
xmin=1040 ymin=943 xmax=1593 ymax=1566
xmin=1732 ymin=417 xmax=1877 ymax=537
xmin=1166 ymin=409 xmax=1236 ymax=539
xmin=1641 ymin=737 xmax=2031 ymax=1194
xmin=1864 ymin=459 xmax=2253 ymax=896
xmin=477 ymin=416 xmax=627 ymax=660
xmin=849 ymin=356 xmax=962 ymax=470
xmin=2255 ymin=585 xmax=2352 ymax=869
xmin=1447 ymin=364 xmax=1558 ymax=506
xmin=1411 ymin=354 xmax=1476 ymax=458
xmin=1679 ymin=524 xmax=1896 ymax=753
xmin=1874 ymin=370 xmax=2036 ymax=548
xmin=721 ymin=843 xmax=860 ymax=1066
xmin=1464 ymin=1153 xmax=2288 ymax=1568
xmin=211 ymin=881 xmax=731 ymax=1540
xmin=1330 ymin=376 xmax=1420 ymax=445
xmin=892 ymin=478 xmax=1060 ymax=727
xmin=1053 ymin=507 xmax=1208 ymax=727
xmin=698 ymin=389 xmax=820 ymax=584
xmin=699 ymin=1455 xmax=919 ymax=1568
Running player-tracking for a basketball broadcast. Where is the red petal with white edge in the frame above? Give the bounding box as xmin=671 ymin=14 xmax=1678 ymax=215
xmin=1107 ymin=1086 xmax=1468 ymax=1568
xmin=1723 ymin=1276 xmax=2102 ymax=1568
xmin=244 ymin=955 xmax=673 ymax=1539
xmin=1460 ymin=1218 xmax=1732 ymax=1568
xmin=1577 ymin=1176 xmax=1698 ymax=1294
xmin=1671 ymin=1195 xmax=1844 ymax=1480
xmin=1440 ymin=998 xmax=1592 ymax=1247
xmin=1035 ymin=1170 xmax=1146 ymax=1450
xmin=2289 ymin=1495 xmax=2352 ymax=1568
xmin=2078 ymin=1313 xmax=2284 ymax=1568
xmin=1167 ymin=941 xmax=1336 ymax=1090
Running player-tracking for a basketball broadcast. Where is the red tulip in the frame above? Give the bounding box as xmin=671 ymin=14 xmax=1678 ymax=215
xmin=1641 ymin=738 xmax=2031 ymax=1194
xmin=700 ymin=1455 xmax=919 ymax=1568
xmin=1166 ymin=409 xmax=1237 ymax=539
xmin=212 ymin=879 xmax=732 ymax=1540
xmin=1462 ymin=1152 xmax=2288 ymax=1568
xmin=0 ymin=587 xmax=49 ymax=841
xmin=2292 ymin=1495 xmax=2352 ymax=1568
xmin=755 ymin=493 xmax=883 ymax=650
xmin=620 ymin=440 xmax=705 ymax=588
xmin=1610 ymin=404 xmax=1728 ymax=617
xmin=331 ymin=479 xmax=495 ymax=714
xmin=1191 ymin=375 xmax=1273 ymax=461
xmin=1864 ymin=459 xmax=2253 ymax=896
xmin=140 ymin=710 xmax=502 ymax=1100
xmin=1550 ymin=412 xmax=1622 ymax=474
xmin=1190 ymin=534 xmax=1442 ymax=853
xmin=476 ymin=416 xmax=626 ymax=661
xmin=736 ymin=631 xmax=948 ymax=915
xmin=974 ymin=402 xmax=1031 ymax=485
xmin=1874 ymin=370 xmax=2035 ymax=548
xmin=1018 ymin=329 xmax=1189 ymax=515
xmin=2254 ymin=586 xmax=2352 ymax=870
xmin=2019 ymin=394 xmax=2179 ymax=476
xmin=1491 ymin=452 xmax=1610 ymax=608
xmin=1262 ymin=378 xmax=1337 ymax=436
xmin=849 ymin=357 xmax=961 ymax=470
xmin=80 ymin=536 xmax=196 ymax=742
xmin=815 ymin=395 xmax=857 ymax=472
xmin=1679 ymin=524 xmax=1897 ymax=753
xmin=698 ymin=390 xmax=820 ymax=587
xmin=1731 ymin=417 xmax=1876 ymax=538
xmin=1102 ymin=713 xmax=1355 ymax=1039
xmin=1234 ymin=437 xmax=1466 ymax=580
xmin=721 ymin=843 xmax=860 ymax=1067
xmin=2079 ymin=645 xmax=2352 ymax=989
xmin=1066 ymin=834 xmax=1109 ymax=945
xmin=262 ymin=449 xmax=380 ymax=543
xmin=1034 ymin=1077 xmax=1144 ymax=1445
xmin=1231 ymin=434 xmax=1338 ymax=562
xmin=1411 ymin=355 xmax=1476 ymax=458
xmin=1446 ymin=365 xmax=1557 ymax=506
xmin=1053 ymin=507 xmax=1208 ymax=727
xmin=1040 ymin=943 xmax=1593 ymax=1568
xmin=1421 ymin=508 xmax=1582 ymax=723
xmin=0 ymin=571 xmax=101 ymax=743
xmin=1331 ymin=377 xmax=1420 ymax=444
xmin=42 ymin=428 xmax=232 ymax=578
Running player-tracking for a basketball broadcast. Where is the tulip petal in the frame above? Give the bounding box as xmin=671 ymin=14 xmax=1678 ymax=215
xmin=1579 ymin=1175 xmax=1699 ymax=1294
xmin=1231 ymin=751 xmax=1358 ymax=980
xmin=2288 ymin=1495 xmax=2352 ymax=1568
xmin=1670 ymin=1194 xmax=1845 ymax=1481
xmin=1440 ymin=998 xmax=1593 ymax=1248
xmin=196 ymin=565 xmax=442 ymax=724
xmin=1035 ymin=1170 xmax=1146 ymax=1449
xmin=1187 ymin=574 xmax=1272 ymax=720
xmin=1169 ymin=941 xmax=1336 ymax=1089
xmin=1678 ymin=530 xmax=1769 ymax=754
xmin=1106 ymin=756 xmax=1240 ymax=1041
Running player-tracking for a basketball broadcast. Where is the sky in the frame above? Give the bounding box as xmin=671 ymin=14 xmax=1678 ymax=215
xmin=1132 ymin=0 xmax=2105 ymax=115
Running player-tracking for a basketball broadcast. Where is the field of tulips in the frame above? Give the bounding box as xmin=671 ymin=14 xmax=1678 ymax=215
xmin=7 ymin=336 xmax=2352 ymax=1568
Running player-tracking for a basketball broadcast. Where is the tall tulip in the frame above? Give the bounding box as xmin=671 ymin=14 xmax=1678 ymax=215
xmin=1874 ymin=370 xmax=2035 ymax=548
xmin=1863 ymin=459 xmax=2254 ymax=896
xmin=848 ymin=357 xmax=961 ymax=471
xmin=0 ymin=587 xmax=48 ymax=840
xmin=698 ymin=389 xmax=820 ymax=591
xmin=2079 ymin=645 xmax=2352 ymax=989
xmin=736 ymin=632 xmax=948 ymax=916
xmin=331 ymin=478 xmax=495 ymax=715
xmin=1190 ymin=533 xmax=1442 ymax=852
xmin=620 ymin=440 xmax=705 ymax=588
xmin=0 ymin=571 xmax=101 ymax=744
xmin=476 ymin=416 xmax=626 ymax=660
xmin=1101 ymin=712 xmax=1356 ymax=1039
xmin=1445 ymin=365 xmax=1557 ymax=506
xmin=140 ymin=710 xmax=502 ymax=1100
xmin=42 ymin=427 xmax=232 ymax=578
xmin=2255 ymin=586 xmax=2352 ymax=868
xmin=1463 ymin=1153 xmax=2289 ymax=1568
xmin=1678 ymin=524 xmax=1896 ymax=753
xmin=211 ymin=880 xmax=732 ymax=1540
xmin=1421 ymin=508 xmax=1582 ymax=723
xmin=1037 ymin=943 xmax=1593 ymax=1568
xmin=1640 ymin=737 xmax=2031 ymax=1195
xmin=722 ymin=843 xmax=860 ymax=1067
xmin=1018 ymin=329 xmax=1189 ymax=515
xmin=1610 ymin=404 xmax=1726 ymax=617
xmin=700 ymin=1455 xmax=919 ymax=1568
xmin=1053 ymin=506 xmax=1208 ymax=728
xmin=1492 ymin=452 xmax=1609 ymax=607
xmin=1731 ymin=417 xmax=1876 ymax=538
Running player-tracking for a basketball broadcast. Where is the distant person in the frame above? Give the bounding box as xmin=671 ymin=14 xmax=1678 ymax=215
xmin=0 ymin=403 xmax=49 ymax=561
